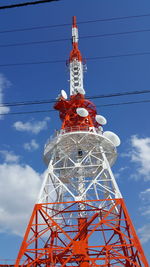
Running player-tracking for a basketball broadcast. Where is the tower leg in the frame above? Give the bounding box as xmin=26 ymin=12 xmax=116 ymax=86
xmin=78 ymin=217 xmax=89 ymax=267
xmin=15 ymin=199 xmax=149 ymax=267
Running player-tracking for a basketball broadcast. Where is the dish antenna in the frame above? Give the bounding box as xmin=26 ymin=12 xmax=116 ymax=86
xmin=61 ymin=89 xmax=67 ymax=99
xmin=76 ymin=107 xmax=89 ymax=117
xmin=77 ymin=87 xmax=85 ymax=95
xmin=103 ymin=131 xmax=121 ymax=147
xmin=98 ymin=126 xmax=103 ymax=132
xmin=95 ymin=115 xmax=107 ymax=125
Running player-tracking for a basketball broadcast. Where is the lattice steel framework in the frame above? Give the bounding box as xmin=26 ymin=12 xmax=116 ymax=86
xmin=15 ymin=16 xmax=149 ymax=267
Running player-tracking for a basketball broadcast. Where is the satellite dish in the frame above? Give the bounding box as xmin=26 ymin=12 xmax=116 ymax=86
xmin=98 ymin=126 xmax=103 ymax=135
xmin=103 ymin=131 xmax=121 ymax=147
xmin=77 ymin=88 xmax=85 ymax=95
xmin=61 ymin=90 xmax=67 ymax=99
xmin=56 ymin=94 xmax=61 ymax=100
xmin=76 ymin=108 xmax=89 ymax=117
xmin=95 ymin=115 xmax=107 ymax=125
xmin=98 ymin=126 xmax=103 ymax=132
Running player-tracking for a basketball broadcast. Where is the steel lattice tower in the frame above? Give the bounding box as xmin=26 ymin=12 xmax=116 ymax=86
xmin=15 ymin=16 xmax=149 ymax=267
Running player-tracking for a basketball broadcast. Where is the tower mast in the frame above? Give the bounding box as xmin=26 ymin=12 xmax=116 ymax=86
xmin=69 ymin=16 xmax=84 ymax=96
xmin=15 ymin=16 xmax=149 ymax=267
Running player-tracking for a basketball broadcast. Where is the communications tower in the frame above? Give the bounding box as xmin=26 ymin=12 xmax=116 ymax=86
xmin=15 ymin=16 xmax=149 ymax=266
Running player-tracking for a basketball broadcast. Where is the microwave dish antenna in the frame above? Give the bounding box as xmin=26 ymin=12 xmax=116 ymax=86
xmin=98 ymin=126 xmax=103 ymax=132
xmin=77 ymin=87 xmax=85 ymax=95
xmin=103 ymin=131 xmax=121 ymax=147
xmin=76 ymin=107 xmax=89 ymax=117
xmin=96 ymin=115 xmax=107 ymax=125
xmin=61 ymin=89 xmax=67 ymax=99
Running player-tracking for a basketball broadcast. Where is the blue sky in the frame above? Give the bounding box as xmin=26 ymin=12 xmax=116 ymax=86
xmin=0 ymin=0 xmax=150 ymax=264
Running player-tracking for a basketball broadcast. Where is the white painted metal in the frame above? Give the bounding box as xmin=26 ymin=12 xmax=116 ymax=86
xmin=38 ymin=131 xmax=122 ymax=208
xmin=70 ymin=60 xmax=84 ymax=96
xmin=72 ymin=27 xmax=78 ymax=43
xmin=70 ymin=21 xmax=85 ymax=96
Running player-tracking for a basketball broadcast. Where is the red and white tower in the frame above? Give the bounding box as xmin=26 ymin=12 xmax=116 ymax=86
xmin=15 ymin=17 xmax=149 ymax=267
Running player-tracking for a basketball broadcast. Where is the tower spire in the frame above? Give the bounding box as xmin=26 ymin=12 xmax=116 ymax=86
xmin=70 ymin=16 xmax=81 ymax=60
xmin=69 ymin=16 xmax=84 ymax=96
xmin=72 ymin=16 xmax=78 ymax=46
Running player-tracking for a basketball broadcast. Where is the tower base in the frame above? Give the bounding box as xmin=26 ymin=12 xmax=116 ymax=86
xmin=15 ymin=199 xmax=148 ymax=267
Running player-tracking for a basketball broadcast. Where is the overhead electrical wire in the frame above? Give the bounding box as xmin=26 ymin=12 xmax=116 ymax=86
xmin=0 ymin=59 xmax=65 ymax=67
xmin=1 ymin=28 xmax=150 ymax=48
xmin=1 ymin=51 xmax=150 ymax=68
xmin=0 ymin=0 xmax=60 ymax=10
xmin=86 ymin=51 xmax=150 ymax=61
xmin=1 ymin=99 xmax=150 ymax=116
xmin=1 ymin=12 xmax=150 ymax=34
xmin=0 ymin=37 xmax=69 ymax=48
xmin=0 ymin=10 xmax=149 ymax=114
xmin=98 ymin=99 xmax=150 ymax=107
xmin=1 ymin=89 xmax=150 ymax=108
xmin=90 ymin=89 xmax=150 ymax=100
xmin=1 ymin=109 xmax=54 ymax=115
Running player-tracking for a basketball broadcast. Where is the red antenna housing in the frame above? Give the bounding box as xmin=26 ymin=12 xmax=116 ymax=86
xmin=54 ymin=93 xmax=98 ymax=131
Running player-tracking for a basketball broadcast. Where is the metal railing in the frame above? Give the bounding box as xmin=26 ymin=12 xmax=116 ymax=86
xmin=44 ymin=126 xmax=102 ymax=150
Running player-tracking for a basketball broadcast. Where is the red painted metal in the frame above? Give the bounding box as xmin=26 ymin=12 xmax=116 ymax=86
xmin=15 ymin=199 xmax=148 ymax=266
xmin=0 ymin=265 xmax=25 ymax=267
xmin=69 ymin=16 xmax=82 ymax=62
xmin=54 ymin=94 xmax=99 ymax=130
xmin=72 ymin=16 xmax=77 ymax=28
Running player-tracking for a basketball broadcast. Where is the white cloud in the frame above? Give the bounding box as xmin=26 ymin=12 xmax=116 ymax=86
xmin=140 ymin=188 xmax=150 ymax=202
xmin=13 ymin=117 xmax=50 ymax=134
xmin=130 ymin=135 xmax=150 ymax=180
xmin=0 ymin=163 xmax=42 ymax=236
xmin=0 ymin=150 xmax=20 ymax=163
xmin=23 ymin=139 xmax=39 ymax=151
xmin=138 ymin=224 xmax=150 ymax=244
xmin=0 ymin=73 xmax=11 ymax=118
xmin=139 ymin=188 xmax=150 ymax=216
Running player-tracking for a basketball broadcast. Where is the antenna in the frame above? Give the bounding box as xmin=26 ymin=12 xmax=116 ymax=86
xmin=76 ymin=107 xmax=89 ymax=117
xmin=77 ymin=87 xmax=85 ymax=95
xmin=103 ymin=131 xmax=121 ymax=146
xmin=69 ymin=16 xmax=84 ymax=96
xmin=98 ymin=126 xmax=103 ymax=132
xmin=95 ymin=114 xmax=107 ymax=125
xmin=61 ymin=89 xmax=67 ymax=99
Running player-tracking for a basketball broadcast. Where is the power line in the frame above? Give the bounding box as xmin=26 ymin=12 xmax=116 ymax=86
xmin=0 ymin=59 xmax=65 ymax=67
xmin=1 ymin=89 xmax=150 ymax=107
xmin=0 ymin=37 xmax=69 ymax=48
xmin=1 ymin=28 xmax=150 ymax=49
xmin=0 ymin=51 xmax=150 ymax=68
xmin=0 ymin=22 xmax=70 ymax=35
xmin=1 ymin=99 xmax=150 ymax=116
xmin=1 ymin=12 xmax=150 ymax=34
xmin=98 ymin=99 xmax=150 ymax=107
xmin=0 ymin=0 xmax=60 ymax=10
xmin=1 ymin=109 xmax=54 ymax=115
xmin=86 ymin=51 xmax=150 ymax=61
xmin=90 ymin=89 xmax=150 ymax=100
